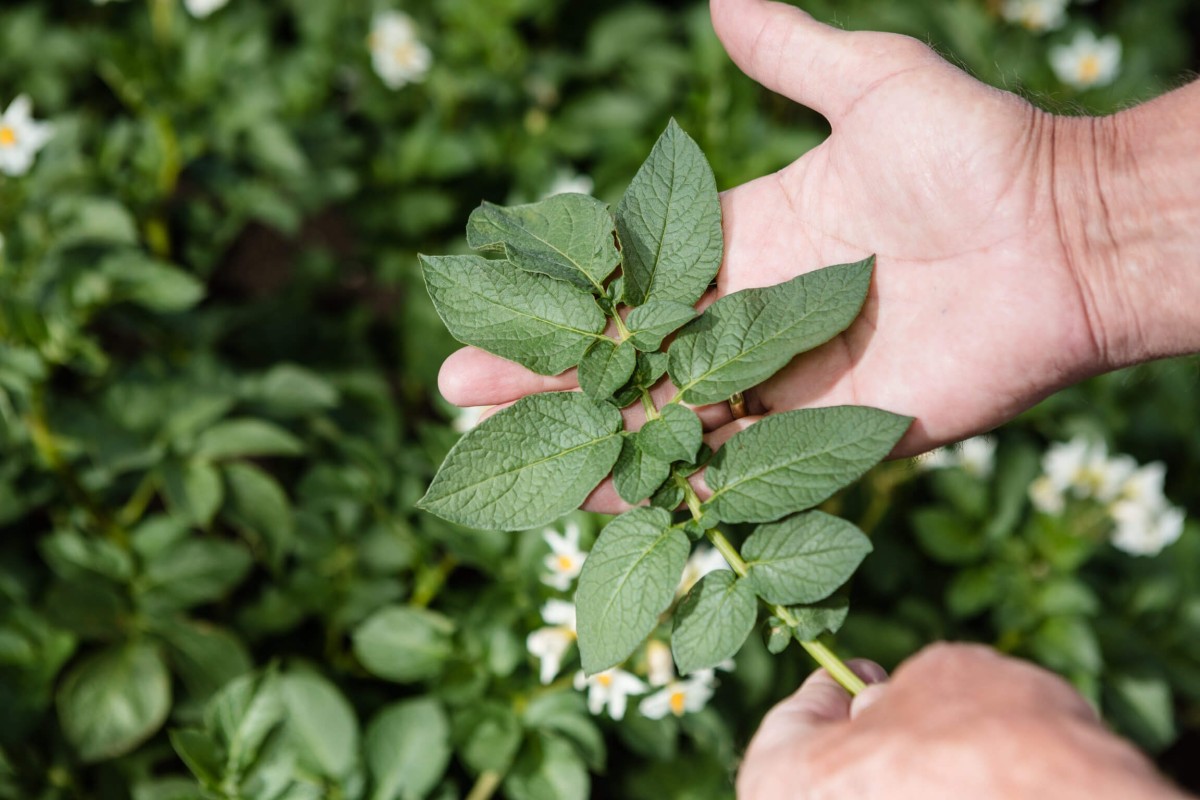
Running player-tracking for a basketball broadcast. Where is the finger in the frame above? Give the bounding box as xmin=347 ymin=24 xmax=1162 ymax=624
xmin=709 ymin=0 xmax=933 ymax=123
xmin=438 ymin=347 xmax=578 ymax=407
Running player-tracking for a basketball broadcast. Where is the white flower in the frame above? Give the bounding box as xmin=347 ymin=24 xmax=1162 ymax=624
xmin=542 ymin=521 xmax=586 ymax=591
xmin=917 ymin=436 xmax=996 ymax=479
xmin=0 ymin=95 xmax=54 ymax=178
xmin=452 ymin=405 xmax=489 ymax=433
xmin=574 ymin=669 xmax=648 ymax=720
xmin=1001 ymin=0 xmax=1068 ymax=33
xmin=526 ymin=599 xmax=577 ymax=684
xmin=1029 ymin=474 xmax=1066 ymax=514
xmin=542 ymin=169 xmax=594 ymax=199
xmin=1110 ymin=499 xmax=1185 ymax=557
xmin=1034 ymin=437 xmax=1131 ymax=506
xmin=638 ymin=669 xmax=717 ymax=719
xmin=1113 ymin=461 xmax=1168 ymax=507
xmin=677 ymin=546 xmax=729 ymax=596
xmin=369 ymin=11 xmax=432 ymax=90
xmin=184 ymin=0 xmax=229 ymax=18
xmin=1050 ymin=30 xmax=1121 ymax=90
xmin=645 ymin=640 xmax=675 ymax=687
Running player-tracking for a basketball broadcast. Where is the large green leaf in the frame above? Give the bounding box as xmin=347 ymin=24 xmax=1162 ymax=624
xmin=668 ymin=258 xmax=874 ymax=405
xmin=576 ymin=508 xmax=690 ymax=674
xmin=278 ymin=671 xmax=359 ymax=780
xmin=421 ymin=254 xmax=605 ymax=376
xmin=136 ymin=538 xmax=253 ymax=614
xmin=704 ymin=407 xmax=911 ymax=523
xmin=671 ymin=570 xmax=756 ymax=675
xmin=57 ymin=642 xmax=172 ymax=763
xmin=465 ymin=193 xmax=619 ymax=292
xmin=352 ymin=606 xmax=455 ymax=683
xmin=365 ymin=698 xmax=451 ymax=800
xmin=616 ymin=120 xmax=722 ymax=307
xmin=743 ymin=512 xmax=872 ymax=604
xmin=419 ymin=392 xmax=623 ymax=530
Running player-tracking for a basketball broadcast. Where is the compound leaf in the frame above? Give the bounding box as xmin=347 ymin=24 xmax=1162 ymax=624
xmin=576 ymin=508 xmax=689 ymax=674
xmin=617 ymin=120 xmax=722 ymax=307
xmin=419 ymin=392 xmax=623 ymax=530
xmin=465 ymin=194 xmax=619 ymax=293
xmin=421 ymin=254 xmax=605 ymax=376
xmin=743 ymin=512 xmax=872 ymax=604
xmin=668 ymin=258 xmax=874 ymax=405
xmin=671 ymin=571 xmax=757 ymax=675
xmin=704 ymin=406 xmax=911 ymax=523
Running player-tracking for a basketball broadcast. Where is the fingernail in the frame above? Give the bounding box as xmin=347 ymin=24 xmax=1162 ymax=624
xmin=850 ymin=683 xmax=888 ymax=720
xmin=849 ymin=659 xmax=888 ymax=685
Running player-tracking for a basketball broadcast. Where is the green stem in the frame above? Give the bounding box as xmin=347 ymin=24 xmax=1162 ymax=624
xmin=640 ymin=390 xmax=660 ymax=421
xmin=410 ymin=554 xmax=457 ymax=608
xmin=612 ymin=313 xmax=631 ymax=341
xmin=678 ymin=481 xmax=864 ymax=695
xmin=465 ymin=770 xmax=504 ymax=800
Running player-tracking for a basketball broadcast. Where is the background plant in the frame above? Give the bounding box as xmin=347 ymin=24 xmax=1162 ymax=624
xmin=1 ymin=0 xmax=1198 ymax=798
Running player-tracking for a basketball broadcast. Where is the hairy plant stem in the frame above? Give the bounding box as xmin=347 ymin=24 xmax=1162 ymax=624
xmin=677 ymin=479 xmax=866 ymax=696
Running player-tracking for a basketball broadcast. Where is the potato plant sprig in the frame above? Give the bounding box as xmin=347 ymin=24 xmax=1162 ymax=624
xmin=417 ymin=120 xmax=911 ymax=693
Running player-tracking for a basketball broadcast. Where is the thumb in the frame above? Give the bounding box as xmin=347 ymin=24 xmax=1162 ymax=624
xmin=708 ymin=0 xmax=932 ymax=122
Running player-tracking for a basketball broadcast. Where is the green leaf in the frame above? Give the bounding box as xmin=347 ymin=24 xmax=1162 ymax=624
xmin=158 ymin=619 xmax=252 ymax=702
xmin=911 ymin=507 xmax=988 ymax=564
xmin=243 ymin=363 xmax=340 ymax=417
xmin=613 ymin=351 xmax=669 ymax=407
xmin=612 ymin=438 xmax=671 ymax=505
xmin=137 ymin=538 xmax=253 ymax=614
xmin=671 ymin=571 xmax=757 ymax=675
xmin=616 ymin=120 xmax=722 ymax=307
xmin=224 ymin=462 xmax=295 ymax=567
xmin=100 ymin=253 xmax=205 ymax=312
xmin=1029 ymin=616 xmax=1101 ymax=675
xmin=786 ymin=595 xmax=850 ymax=641
xmin=668 ymin=258 xmax=874 ymax=405
xmin=278 ymin=671 xmax=359 ymax=780
xmin=419 ymin=392 xmax=623 ymax=530
xmin=577 ymin=339 xmax=637 ymax=402
xmin=169 ymin=729 xmax=223 ymax=787
xmin=352 ymin=606 xmax=455 ymax=683
xmin=421 ymin=254 xmax=605 ymax=376
xmin=522 ymin=692 xmax=606 ymax=771
xmin=648 ymin=480 xmax=684 ymax=511
xmin=193 ymin=419 xmax=304 ymax=461
xmin=504 ymin=733 xmax=590 ymax=800
xmin=625 ymin=300 xmax=696 ymax=351
xmin=575 ymin=508 xmax=690 ymax=674
xmin=160 ymin=460 xmax=224 ymax=528
xmin=455 ymin=702 xmax=523 ymax=775
xmin=39 ymin=529 xmax=133 ymax=583
xmin=365 ymin=698 xmax=451 ymax=800
xmin=742 ymin=511 xmax=872 ymax=604
xmin=704 ymin=407 xmax=911 ymax=523
xmin=465 ymin=193 xmax=619 ymax=292
xmin=1108 ymin=674 xmax=1176 ymax=753
xmin=635 ymin=403 xmax=701 ymax=464
xmin=57 ymin=642 xmax=172 ymax=763
xmin=204 ymin=671 xmax=284 ymax=774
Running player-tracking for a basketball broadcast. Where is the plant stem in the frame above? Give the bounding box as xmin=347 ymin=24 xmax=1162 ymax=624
xmin=465 ymin=770 xmax=504 ymax=800
xmin=612 ymin=313 xmax=631 ymax=341
xmin=410 ymin=554 xmax=457 ymax=608
xmin=678 ymin=481 xmax=865 ymax=695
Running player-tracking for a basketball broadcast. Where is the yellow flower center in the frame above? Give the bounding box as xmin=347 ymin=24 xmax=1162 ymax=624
xmin=1078 ymin=55 xmax=1101 ymax=84
xmin=669 ymin=690 xmax=686 ymax=716
xmin=597 ymin=674 xmax=612 ymax=687
xmin=0 ymin=126 xmax=16 ymax=148
xmin=393 ymin=41 xmax=417 ymax=65
xmin=556 ymin=554 xmax=575 ymax=572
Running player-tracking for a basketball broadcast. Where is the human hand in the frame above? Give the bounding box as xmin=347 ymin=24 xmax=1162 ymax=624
xmin=438 ymin=0 xmax=1117 ymax=511
xmin=739 ymin=643 xmax=1189 ymax=800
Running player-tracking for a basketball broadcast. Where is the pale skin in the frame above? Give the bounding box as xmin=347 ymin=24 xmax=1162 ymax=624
xmin=439 ymin=0 xmax=1200 ymax=795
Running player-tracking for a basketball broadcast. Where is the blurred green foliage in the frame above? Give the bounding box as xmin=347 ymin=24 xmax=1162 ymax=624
xmin=1 ymin=0 xmax=1198 ymax=797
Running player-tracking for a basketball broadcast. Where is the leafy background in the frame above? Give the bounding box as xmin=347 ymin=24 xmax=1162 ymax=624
xmin=2 ymin=0 xmax=1199 ymax=798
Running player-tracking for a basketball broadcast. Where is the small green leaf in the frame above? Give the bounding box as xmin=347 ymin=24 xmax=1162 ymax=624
xmin=193 ymin=419 xmax=304 ymax=461
xmin=504 ymin=733 xmax=590 ymax=800
xmin=671 ymin=571 xmax=757 ymax=675
xmin=522 ymin=692 xmax=606 ymax=771
xmin=169 ymin=729 xmax=222 ymax=787
xmin=465 ymin=194 xmax=619 ymax=292
xmin=625 ymin=300 xmax=696 ymax=351
xmin=365 ymin=698 xmax=451 ymax=800
xmin=576 ymin=508 xmax=690 ymax=674
xmin=160 ymin=460 xmax=224 ymax=528
xmin=578 ymin=338 xmax=637 ymax=402
xmin=455 ymin=702 xmax=523 ymax=775
xmin=612 ymin=437 xmax=671 ymax=505
xmin=57 ymin=642 xmax=172 ymax=763
xmin=420 ymin=392 xmax=623 ymax=530
xmin=743 ymin=511 xmax=873 ymax=604
xmin=243 ymin=363 xmax=340 ymax=417
xmin=224 ymin=462 xmax=294 ymax=567
xmin=636 ymin=403 xmax=701 ymax=464
xmin=704 ymin=407 xmax=911 ymax=523
xmin=765 ymin=617 xmax=792 ymax=655
xmin=421 ymin=254 xmax=605 ymax=376
xmin=352 ymin=606 xmax=455 ymax=683
xmin=101 ymin=253 xmax=206 ymax=312
xmin=617 ymin=120 xmax=722 ymax=307
xmin=613 ymin=350 xmax=670 ymax=407
xmin=278 ymin=671 xmax=360 ymax=780
xmin=204 ymin=671 xmax=284 ymax=775
xmin=158 ymin=619 xmax=252 ymax=702
xmin=787 ymin=596 xmax=850 ymax=641
xmin=649 ymin=480 xmax=684 ymax=511
xmin=137 ymin=538 xmax=253 ymax=614
xmin=668 ymin=258 xmax=874 ymax=405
